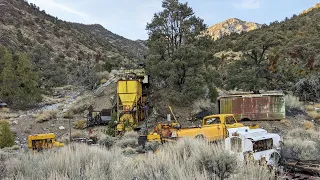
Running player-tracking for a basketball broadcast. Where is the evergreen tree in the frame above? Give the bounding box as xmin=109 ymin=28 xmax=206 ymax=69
xmin=0 ymin=120 xmax=14 ymax=148
xmin=146 ymin=0 xmax=214 ymax=104
xmin=15 ymin=53 xmax=42 ymax=106
xmin=0 ymin=49 xmax=18 ymax=104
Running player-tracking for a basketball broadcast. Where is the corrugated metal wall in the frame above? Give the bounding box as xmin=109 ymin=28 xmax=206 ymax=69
xmin=219 ymin=95 xmax=285 ymax=121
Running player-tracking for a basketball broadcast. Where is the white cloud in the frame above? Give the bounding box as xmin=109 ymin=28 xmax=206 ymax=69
xmin=232 ymin=0 xmax=261 ymax=9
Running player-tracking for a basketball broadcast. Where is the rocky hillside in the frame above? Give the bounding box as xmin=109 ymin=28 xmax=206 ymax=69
xmin=0 ymin=0 xmax=147 ymax=88
xmin=205 ymin=18 xmax=261 ymax=40
xmin=300 ymin=3 xmax=320 ymax=15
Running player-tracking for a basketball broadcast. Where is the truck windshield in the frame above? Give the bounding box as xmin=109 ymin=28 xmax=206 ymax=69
xmin=253 ymin=138 xmax=273 ymax=152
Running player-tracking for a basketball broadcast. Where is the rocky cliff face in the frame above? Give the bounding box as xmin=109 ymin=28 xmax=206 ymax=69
xmin=205 ymin=18 xmax=261 ymax=40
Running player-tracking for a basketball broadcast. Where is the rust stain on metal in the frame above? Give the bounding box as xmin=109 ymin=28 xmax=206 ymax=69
xmin=218 ymin=92 xmax=285 ymax=121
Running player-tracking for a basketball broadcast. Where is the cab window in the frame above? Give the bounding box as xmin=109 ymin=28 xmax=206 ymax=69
xmin=225 ymin=116 xmax=236 ymax=124
xmin=205 ymin=117 xmax=221 ymax=125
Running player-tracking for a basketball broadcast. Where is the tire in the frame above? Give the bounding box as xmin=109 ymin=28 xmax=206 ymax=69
xmin=195 ymin=134 xmax=205 ymax=139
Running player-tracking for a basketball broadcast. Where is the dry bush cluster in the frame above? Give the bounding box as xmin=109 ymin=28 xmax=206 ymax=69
xmin=284 ymin=94 xmax=304 ymax=110
xmin=63 ymin=110 xmax=74 ymax=119
xmin=282 ymin=128 xmax=320 ymax=161
xmin=74 ymin=119 xmax=87 ymax=129
xmin=34 ymin=110 xmax=58 ymax=123
xmin=0 ymin=108 xmax=19 ymax=120
xmin=0 ymin=138 xmax=274 ymax=180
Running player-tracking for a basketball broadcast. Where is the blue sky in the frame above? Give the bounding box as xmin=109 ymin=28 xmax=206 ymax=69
xmin=28 ymin=0 xmax=319 ymax=40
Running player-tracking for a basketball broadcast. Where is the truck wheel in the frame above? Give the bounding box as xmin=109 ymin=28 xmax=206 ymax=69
xmin=195 ymin=134 xmax=204 ymax=139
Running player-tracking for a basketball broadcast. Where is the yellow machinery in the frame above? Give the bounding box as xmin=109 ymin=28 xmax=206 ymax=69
xmin=28 ymin=133 xmax=64 ymax=151
xmin=116 ymin=67 xmax=148 ymax=134
xmin=138 ymin=106 xmax=259 ymax=145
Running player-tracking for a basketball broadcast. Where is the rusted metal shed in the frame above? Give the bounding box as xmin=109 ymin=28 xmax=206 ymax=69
xmin=218 ymin=92 xmax=285 ymax=121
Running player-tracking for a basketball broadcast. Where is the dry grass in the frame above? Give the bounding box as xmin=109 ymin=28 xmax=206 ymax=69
xmin=0 ymin=112 xmax=19 ymax=120
xmin=1 ymin=138 xmax=274 ymax=180
xmin=303 ymin=121 xmax=314 ymax=130
xmin=74 ymin=119 xmax=86 ymax=129
xmin=306 ymin=105 xmax=315 ymax=111
xmin=0 ymin=108 xmax=19 ymax=120
xmin=307 ymin=111 xmax=320 ymax=120
xmin=35 ymin=110 xmax=58 ymax=123
xmin=0 ymin=107 xmax=10 ymax=113
xmin=71 ymin=131 xmax=85 ymax=138
xmin=42 ymin=95 xmax=66 ymax=105
xmin=284 ymin=94 xmax=304 ymax=110
xmin=315 ymin=104 xmax=320 ymax=108
xmin=280 ymin=119 xmax=290 ymax=126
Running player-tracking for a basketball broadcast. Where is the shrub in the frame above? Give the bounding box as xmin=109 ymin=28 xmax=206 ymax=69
xmin=115 ymin=131 xmax=140 ymax=149
xmin=0 ymin=108 xmax=9 ymax=113
xmin=303 ymin=121 xmax=314 ymax=130
xmin=100 ymin=78 xmax=108 ymax=84
xmin=1 ymin=139 xmax=274 ymax=180
xmin=282 ymin=139 xmax=319 ymax=161
xmin=307 ymin=111 xmax=320 ymax=120
xmin=35 ymin=110 xmax=57 ymax=123
xmin=306 ymin=105 xmax=315 ymax=111
xmin=293 ymin=75 xmax=320 ymax=102
xmin=284 ymin=94 xmax=304 ymax=110
xmin=280 ymin=119 xmax=290 ymax=126
xmin=63 ymin=110 xmax=74 ymax=119
xmin=122 ymin=147 xmax=137 ymax=155
xmin=97 ymin=71 xmax=110 ymax=80
xmin=98 ymin=134 xmax=116 ymax=149
xmin=71 ymin=131 xmax=85 ymax=138
xmin=115 ymin=137 xmax=138 ymax=149
xmin=70 ymin=102 xmax=90 ymax=114
xmin=74 ymin=119 xmax=86 ymax=129
xmin=11 ymin=145 xmax=19 ymax=150
xmin=0 ymin=120 xmax=14 ymax=148
xmin=282 ymin=128 xmax=320 ymax=161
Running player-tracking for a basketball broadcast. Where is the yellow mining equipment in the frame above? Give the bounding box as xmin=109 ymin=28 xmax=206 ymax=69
xmin=116 ymin=68 xmax=148 ymax=134
xmin=28 ymin=133 xmax=64 ymax=152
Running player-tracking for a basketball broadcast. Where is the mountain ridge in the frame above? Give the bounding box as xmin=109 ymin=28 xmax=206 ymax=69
xmin=205 ymin=18 xmax=262 ymax=40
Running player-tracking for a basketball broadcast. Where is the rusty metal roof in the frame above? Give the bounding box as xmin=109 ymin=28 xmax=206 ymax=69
xmin=218 ymin=91 xmax=284 ymax=98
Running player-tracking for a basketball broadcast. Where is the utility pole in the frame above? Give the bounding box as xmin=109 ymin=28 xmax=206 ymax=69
xmin=69 ymin=118 xmax=72 ymax=143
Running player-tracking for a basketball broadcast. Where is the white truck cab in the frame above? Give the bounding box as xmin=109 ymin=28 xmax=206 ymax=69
xmin=225 ymin=127 xmax=281 ymax=166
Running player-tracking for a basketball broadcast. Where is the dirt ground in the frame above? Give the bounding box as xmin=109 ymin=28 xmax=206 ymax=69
xmin=4 ymin=73 xmax=318 ymax=148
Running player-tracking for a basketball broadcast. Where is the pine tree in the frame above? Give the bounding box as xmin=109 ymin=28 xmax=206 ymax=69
xmin=15 ymin=53 xmax=42 ymax=107
xmin=146 ymin=0 xmax=213 ymax=104
xmin=0 ymin=49 xmax=18 ymax=104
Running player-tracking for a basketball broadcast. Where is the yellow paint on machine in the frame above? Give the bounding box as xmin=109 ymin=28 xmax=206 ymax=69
xmin=117 ymin=80 xmax=142 ymax=109
xmin=28 ymin=133 xmax=64 ymax=151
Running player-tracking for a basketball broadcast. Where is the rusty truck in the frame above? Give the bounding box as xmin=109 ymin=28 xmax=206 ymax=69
xmin=218 ymin=91 xmax=285 ymax=121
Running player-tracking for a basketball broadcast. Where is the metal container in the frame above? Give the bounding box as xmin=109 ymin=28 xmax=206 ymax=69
xmin=218 ymin=92 xmax=285 ymax=121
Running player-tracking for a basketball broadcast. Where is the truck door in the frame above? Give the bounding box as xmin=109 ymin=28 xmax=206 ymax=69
xmin=203 ymin=117 xmax=224 ymax=141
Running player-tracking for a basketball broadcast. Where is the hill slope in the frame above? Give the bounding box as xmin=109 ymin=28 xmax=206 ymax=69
xmin=210 ymin=6 xmax=320 ymax=101
xmin=0 ymin=0 xmax=147 ymax=87
xmin=205 ymin=18 xmax=261 ymax=40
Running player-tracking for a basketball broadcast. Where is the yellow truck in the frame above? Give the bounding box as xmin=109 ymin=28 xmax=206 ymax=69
xmin=142 ymin=114 xmax=258 ymax=144
xmin=28 ymin=133 xmax=64 ymax=151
